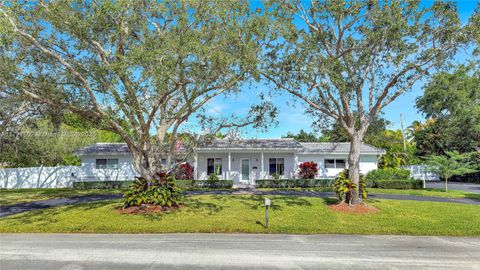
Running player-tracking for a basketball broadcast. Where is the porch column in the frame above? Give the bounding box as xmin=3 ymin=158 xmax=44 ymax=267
xmin=228 ymin=151 xmax=231 ymax=180
xmin=294 ymin=153 xmax=299 ymax=179
xmin=261 ymin=151 xmax=264 ymax=179
xmin=194 ymin=152 xmax=198 ymax=180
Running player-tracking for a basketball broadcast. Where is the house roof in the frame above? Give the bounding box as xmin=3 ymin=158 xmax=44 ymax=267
xmin=299 ymin=142 xmax=385 ymax=154
xmin=75 ymin=143 xmax=131 ymax=156
xmin=194 ymin=138 xmax=303 ymax=151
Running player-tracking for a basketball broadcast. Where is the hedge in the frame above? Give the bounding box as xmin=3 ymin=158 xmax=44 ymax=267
xmin=255 ymin=179 xmax=335 ymax=188
xmin=365 ymin=168 xmax=411 ymax=181
xmin=73 ymin=180 xmax=233 ymax=189
xmin=449 ymin=172 xmax=480 ymax=184
xmin=373 ymin=179 xmax=423 ymax=189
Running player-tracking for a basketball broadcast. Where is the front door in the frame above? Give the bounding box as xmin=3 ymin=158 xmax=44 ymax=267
xmin=241 ymin=159 xmax=250 ymax=182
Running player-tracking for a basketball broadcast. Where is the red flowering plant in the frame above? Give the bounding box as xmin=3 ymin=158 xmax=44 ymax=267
xmin=174 ymin=162 xmax=194 ymax=180
xmin=298 ymin=161 xmax=318 ymax=179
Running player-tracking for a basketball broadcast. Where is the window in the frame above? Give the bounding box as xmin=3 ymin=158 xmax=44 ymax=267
xmin=207 ymin=158 xmax=222 ymax=175
xmin=269 ymin=158 xmax=284 ymax=175
xmin=324 ymin=159 xmax=346 ymax=169
xmin=96 ymin=159 xmax=118 ymax=169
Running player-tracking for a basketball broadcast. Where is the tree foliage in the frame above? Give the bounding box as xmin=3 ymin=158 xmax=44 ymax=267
xmin=263 ymin=0 xmax=463 ymax=203
xmin=0 ymin=1 xmax=275 ymax=179
xmin=426 ymin=151 xmax=477 ymax=192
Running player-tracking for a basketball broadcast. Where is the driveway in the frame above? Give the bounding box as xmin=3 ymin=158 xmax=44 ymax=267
xmin=0 ymin=234 xmax=479 ymax=270
xmin=426 ymin=181 xmax=480 ymax=194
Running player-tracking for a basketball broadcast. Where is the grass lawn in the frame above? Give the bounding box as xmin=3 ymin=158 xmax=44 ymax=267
xmin=368 ymin=188 xmax=480 ymax=200
xmin=0 ymin=195 xmax=478 ymax=236
xmin=0 ymin=188 xmax=123 ymax=206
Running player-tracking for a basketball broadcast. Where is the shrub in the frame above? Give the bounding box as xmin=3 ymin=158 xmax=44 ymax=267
xmin=449 ymin=172 xmax=480 ymax=184
xmin=271 ymin=173 xmax=281 ymax=180
xmin=298 ymin=161 xmax=318 ymax=179
xmin=207 ymin=173 xmax=219 ymax=181
xmin=365 ymin=168 xmax=411 ymax=181
xmin=123 ymin=175 xmax=183 ymax=208
xmin=333 ymin=169 xmax=367 ymax=204
xmin=174 ymin=162 xmax=194 ymax=180
xmin=73 ymin=181 xmax=133 ymax=189
xmin=374 ymin=179 xmax=423 ymax=189
xmin=255 ymin=179 xmax=335 ymax=188
xmin=175 ymin=180 xmax=233 ymax=189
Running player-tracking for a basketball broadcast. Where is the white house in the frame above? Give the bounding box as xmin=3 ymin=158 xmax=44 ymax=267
xmin=75 ymin=139 xmax=385 ymax=185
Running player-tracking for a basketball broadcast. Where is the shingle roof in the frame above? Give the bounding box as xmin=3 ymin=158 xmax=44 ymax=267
xmin=195 ymin=138 xmax=303 ymax=150
xmin=299 ymin=142 xmax=385 ymax=154
xmin=75 ymin=143 xmax=131 ymax=156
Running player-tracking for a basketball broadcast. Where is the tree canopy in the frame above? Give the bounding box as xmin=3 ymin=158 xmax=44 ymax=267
xmin=0 ymin=0 xmax=275 ymax=179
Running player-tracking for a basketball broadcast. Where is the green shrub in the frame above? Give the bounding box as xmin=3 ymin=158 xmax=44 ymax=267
xmin=175 ymin=180 xmax=233 ymax=189
xmin=333 ymin=169 xmax=367 ymax=204
xmin=449 ymin=172 xmax=480 ymax=184
xmin=255 ymin=179 xmax=335 ymax=188
xmin=123 ymin=177 xmax=183 ymax=208
xmin=73 ymin=181 xmax=133 ymax=189
xmin=73 ymin=180 xmax=233 ymax=190
xmin=365 ymin=168 xmax=411 ymax=181
xmin=374 ymin=179 xmax=423 ymax=189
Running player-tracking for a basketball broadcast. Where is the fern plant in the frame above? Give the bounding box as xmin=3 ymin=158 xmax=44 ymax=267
xmin=333 ymin=169 xmax=367 ymax=205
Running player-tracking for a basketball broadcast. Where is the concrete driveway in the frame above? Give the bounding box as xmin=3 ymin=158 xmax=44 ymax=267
xmin=1 ymin=234 xmax=479 ymax=270
xmin=426 ymin=181 xmax=480 ymax=194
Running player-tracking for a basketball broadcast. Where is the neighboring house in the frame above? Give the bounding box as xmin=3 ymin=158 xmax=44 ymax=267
xmin=75 ymin=139 xmax=385 ymax=185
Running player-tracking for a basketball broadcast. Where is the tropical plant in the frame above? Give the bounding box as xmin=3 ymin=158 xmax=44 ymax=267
xmin=174 ymin=163 xmax=194 ymax=180
xmin=123 ymin=173 xmax=183 ymax=208
xmin=298 ymin=161 xmax=318 ymax=179
xmin=207 ymin=173 xmax=220 ymax=181
xmin=426 ymin=151 xmax=477 ymax=192
xmin=334 ymin=169 xmax=367 ymax=205
xmin=271 ymin=173 xmax=281 ymax=180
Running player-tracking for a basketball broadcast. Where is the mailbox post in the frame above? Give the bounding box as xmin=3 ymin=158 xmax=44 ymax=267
xmin=264 ymin=198 xmax=271 ymax=228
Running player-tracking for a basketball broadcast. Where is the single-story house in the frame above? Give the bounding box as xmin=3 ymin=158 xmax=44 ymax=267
xmin=75 ymin=139 xmax=385 ymax=185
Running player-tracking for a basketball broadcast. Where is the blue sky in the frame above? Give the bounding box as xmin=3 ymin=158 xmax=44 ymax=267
xmin=190 ymin=0 xmax=479 ymax=139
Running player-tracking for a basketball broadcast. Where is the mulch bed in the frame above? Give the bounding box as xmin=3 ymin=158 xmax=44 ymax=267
xmin=328 ymin=203 xmax=379 ymax=214
xmin=116 ymin=204 xmax=183 ymax=215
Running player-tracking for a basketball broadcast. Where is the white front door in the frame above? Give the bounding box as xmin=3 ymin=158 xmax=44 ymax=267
xmin=241 ymin=159 xmax=250 ymax=182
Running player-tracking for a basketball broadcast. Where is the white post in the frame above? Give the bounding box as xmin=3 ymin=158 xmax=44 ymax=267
xmin=261 ymin=152 xmax=264 ymax=179
xmin=294 ymin=153 xmax=298 ymax=179
xmin=228 ymin=152 xmax=231 ymax=180
xmin=194 ymin=152 xmax=198 ymax=180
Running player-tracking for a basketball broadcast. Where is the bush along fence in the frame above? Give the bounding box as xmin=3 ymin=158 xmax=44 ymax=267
xmin=365 ymin=168 xmax=423 ymax=189
xmin=73 ymin=180 xmax=234 ymax=190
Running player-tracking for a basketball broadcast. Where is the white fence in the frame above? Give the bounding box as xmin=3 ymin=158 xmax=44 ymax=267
xmin=406 ymin=165 xmax=439 ymax=181
xmin=0 ymin=165 xmax=138 ymax=189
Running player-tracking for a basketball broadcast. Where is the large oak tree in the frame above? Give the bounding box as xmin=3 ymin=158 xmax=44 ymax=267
xmin=0 ymin=0 xmax=274 ymax=181
xmin=263 ymin=0 xmax=463 ymax=203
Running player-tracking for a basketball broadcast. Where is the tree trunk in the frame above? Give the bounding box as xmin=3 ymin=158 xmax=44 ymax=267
xmin=130 ymin=146 xmax=160 ymax=185
xmin=444 ymin=177 xmax=448 ymax=192
xmin=348 ymin=135 xmax=362 ymax=205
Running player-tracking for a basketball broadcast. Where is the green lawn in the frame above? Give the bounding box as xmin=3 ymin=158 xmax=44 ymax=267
xmin=1 ymin=195 xmax=479 ymax=236
xmin=368 ymin=188 xmax=480 ymax=200
xmin=0 ymin=188 xmax=123 ymax=206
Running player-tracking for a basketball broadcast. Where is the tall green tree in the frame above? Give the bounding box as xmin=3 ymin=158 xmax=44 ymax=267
xmin=263 ymin=0 xmax=462 ymax=204
xmin=283 ymin=129 xmax=320 ymax=142
xmin=415 ymin=66 xmax=480 ymax=154
xmin=0 ymin=1 xmax=275 ymax=181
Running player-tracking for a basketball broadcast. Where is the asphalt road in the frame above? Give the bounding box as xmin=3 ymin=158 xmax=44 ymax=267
xmin=1 ymin=234 xmax=479 ymax=270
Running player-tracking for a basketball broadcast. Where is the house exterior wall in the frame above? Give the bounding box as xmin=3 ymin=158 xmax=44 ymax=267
xmin=77 ymin=154 xmax=138 ymax=181
xmin=297 ymin=153 xmax=380 ymax=178
xmin=195 ymin=151 xmax=297 ymax=184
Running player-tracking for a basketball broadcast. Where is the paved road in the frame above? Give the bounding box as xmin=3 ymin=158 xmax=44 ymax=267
xmin=426 ymin=181 xmax=480 ymax=194
xmin=0 ymin=234 xmax=479 ymax=270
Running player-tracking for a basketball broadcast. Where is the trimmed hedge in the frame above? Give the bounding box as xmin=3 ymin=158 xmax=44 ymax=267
xmin=255 ymin=179 xmax=336 ymax=188
xmin=449 ymin=172 xmax=480 ymax=184
xmin=365 ymin=168 xmax=411 ymax=181
xmin=73 ymin=181 xmax=133 ymax=189
xmin=73 ymin=180 xmax=233 ymax=190
xmin=374 ymin=179 xmax=423 ymax=189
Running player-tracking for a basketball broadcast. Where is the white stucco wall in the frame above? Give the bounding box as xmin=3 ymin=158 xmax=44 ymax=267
xmin=297 ymin=153 xmax=379 ymax=178
xmin=77 ymin=154 xmax=138 ymax=181
xmin=195 ymin=151 xmax=296 ymax=184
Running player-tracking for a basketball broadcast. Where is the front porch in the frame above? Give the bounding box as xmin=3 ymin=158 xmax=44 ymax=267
xmin=193 ymin=150 xmax=297 ymax=185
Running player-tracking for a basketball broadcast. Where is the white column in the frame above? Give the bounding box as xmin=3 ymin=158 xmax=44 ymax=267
xmin=261 ymin=152 xmax=264 ymax=179
xmin=294 ymin=153 xmax=298 ymax=179
xmin=228 ymin=152 xmax=231 ymax=180
xmin=194 ymin=152 xmax=198 ymax=180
